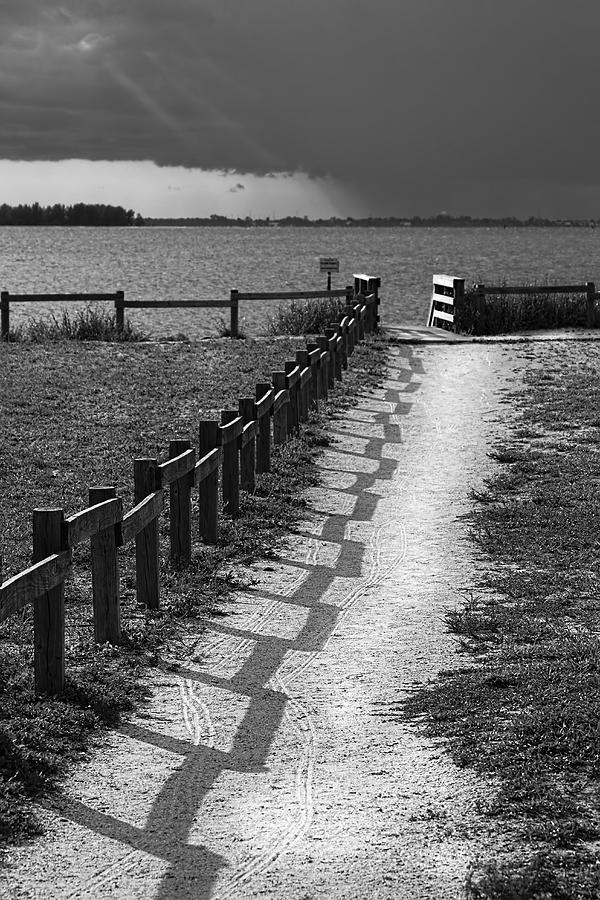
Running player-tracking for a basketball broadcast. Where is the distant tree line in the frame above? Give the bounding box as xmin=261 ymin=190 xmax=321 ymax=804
xmin=0 ymin=203 xmax=145 ymax=226
xmin=144 ymin=213 xmax=599 ymax=228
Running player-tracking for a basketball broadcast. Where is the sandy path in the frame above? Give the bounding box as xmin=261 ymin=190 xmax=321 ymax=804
xmin=2 ymin=341 xmax=527 ymax=899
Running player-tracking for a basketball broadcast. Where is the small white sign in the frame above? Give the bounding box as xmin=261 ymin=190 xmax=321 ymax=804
xmin=319 ymin=257 xmax=339 ymax=273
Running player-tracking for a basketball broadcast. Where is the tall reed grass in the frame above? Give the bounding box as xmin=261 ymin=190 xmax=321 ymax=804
xmin=9 ymin=306 xmax=145 ymax=342
xmin=455 ymin=285 xmax=591 ymax=335
xmin=267 ymin=297 xmax=347 ymax=335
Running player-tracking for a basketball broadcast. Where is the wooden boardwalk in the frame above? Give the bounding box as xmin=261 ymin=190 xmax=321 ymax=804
xmin=385 ymin=325 xmax=600 ymax=344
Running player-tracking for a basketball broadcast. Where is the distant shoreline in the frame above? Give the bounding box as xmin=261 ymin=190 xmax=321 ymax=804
xmin=144 ymin=216 xmax=599 ymax=228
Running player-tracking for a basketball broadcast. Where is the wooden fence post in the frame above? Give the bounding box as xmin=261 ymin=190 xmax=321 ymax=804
xmin=295 ymin=351 xmax=309 ymax=421
xmin=89 ymin=486 xmax=121 ymax=644
xmin=373 ymin=278 xmax=381 ymax=331
xmin=324 ymin=330 xmax=337 ymax=389
xmin=134 ymin=458 xmax=160 ymax=609
xmin=316 ymin=338 xmax=329 ymax=400
xmin=221 ymin=410 xmax=240 ymax=516
xmin=198 ymin=421 xmax=220 ymax=542
xmin=1 ymin=292 xmax=9 ymax=341
xmin=345 ymin=308 xmax=355 ymax=354
xmin=169 ymin=439 xmax=193 ymax=565
xmin=586 ymin=282 xmax=597 ymax=328
xmin=284 ymin=362 xmax=299 ymax=435
xmin=255 ymin=383 xmax=272 ymax=473
xmin=356 ymin=298 xmax=366 ymax=341
xmin=272 ymin=372 xmax=288 ymax=444
xmin=306 ymin=345 xmax=320 ymax=407
xmin=33 ymin=508 xmax=66 ymax=694
xmin=239 ymin=399 xmax=256 ymax=492
xmin=115 ymin=290 xmax=125 ymax=333
xmin=338 ymin=320 xmax=349 ymax=370
xmin=327 ymin=324 xmax=343 ymax=381
xmin=230 ymin=290 xmax=239 ymax=338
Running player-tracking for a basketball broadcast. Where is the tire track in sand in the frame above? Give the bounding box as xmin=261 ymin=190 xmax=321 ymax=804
xmin=213 ymin=519 xmax=407 ymax=899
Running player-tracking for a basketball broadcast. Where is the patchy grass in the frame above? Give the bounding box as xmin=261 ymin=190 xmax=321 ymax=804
xmin=8 ymin=305 xmax=145 ymax=342
xmin=0 ymin=334 xmax=386 ymax=850
xmin=403 ymin=342 xmax=600 ymax=897
xmin=267 ymin=297 xmax=348 ymax=335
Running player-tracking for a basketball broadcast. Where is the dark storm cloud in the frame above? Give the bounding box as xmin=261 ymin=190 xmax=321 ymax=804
xmin=3 ymin=0 xmax=600 ymax=213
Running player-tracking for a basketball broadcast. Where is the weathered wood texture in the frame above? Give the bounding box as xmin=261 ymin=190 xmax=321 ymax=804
xmin=169 ymin=440 xmax=193 ymax=565
xmin=64 ymin=497 xmax=123 ymax=547
xmin=121 ymin=490 xmax=165 ymax=544
xmin=89 ymin=486 xmax=121 ymax=645
xmin=0 ymin=552 xmax=71 ymax=625
xmin=198 ymin=421 xmax=220 ymax=542
xmin=239 ymin=399 xmax=257 ymax=492
xmin=33 ymin=509 xmax=66 ymax=694
xmin=134 ymin=458 xmax=160 ymax=609
xmin=272 ymin=374 xmax=288 ymax=445
xmin=220 ymin=410 xmax=241 ymax=516
xmin=255 ymin=383 xmax=272 ymax=474
xmin=158 ymin=447 xmax=196 ymax=486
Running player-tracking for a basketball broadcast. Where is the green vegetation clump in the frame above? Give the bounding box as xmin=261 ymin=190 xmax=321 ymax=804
xmin=455 ymin=285 xmax=590 ymax=335
xmin=268 ymin=297 xmax=347 ymax=335
xmin=404 ymin=343 xmax=600 ymax=898
xmin=9 ymin=306 xmax=145 ymax=342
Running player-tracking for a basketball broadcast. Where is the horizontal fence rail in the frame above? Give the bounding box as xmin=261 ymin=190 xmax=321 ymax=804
xmin=2 ymin=277 xmax=381 ymax=339
xmin=0 ymin=276 xmax=381 ymax=694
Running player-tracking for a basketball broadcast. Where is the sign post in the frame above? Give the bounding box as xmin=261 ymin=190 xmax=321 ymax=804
xmin=319 ymin=257 xmax=340 ymax=291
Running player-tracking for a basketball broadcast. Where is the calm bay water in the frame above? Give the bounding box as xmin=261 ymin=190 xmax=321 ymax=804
xmin=1 ymin=226 xmax=600 ymax=338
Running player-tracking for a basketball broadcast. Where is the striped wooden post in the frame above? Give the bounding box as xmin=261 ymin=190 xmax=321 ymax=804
xmin=33 ymin=508 xmax=66 ymax=694
xmin=134 ymin=458 xmax=160 ymax=609
xmin=1 ymin=292 xmax=9 ymax=341
xmin=89 ymin=486 xmax=121 ymax=645
xmin=169 ymin=439 xmax=193 ymax=565
xmin=255 ymin=383 xmax=272 ymax=473
xmin=239 ymin=398 xmax=256 ymax=492
xmin=221 ymin=410 xmax=240 ymax=516
xmin=272 ymin=372 xmax=288 ymax=444
xmin=198 ymin=421 xmax=220 ymax=542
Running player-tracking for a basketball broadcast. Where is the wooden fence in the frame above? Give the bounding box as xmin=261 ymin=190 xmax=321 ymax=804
xmin=428 ymin=275 xmax=599 ymax=332
xmin=427 ymin=275 xmax=465 ymax=330
xmin=1 ymin=277 xmax=380 ymax=340
xmin=0 ymin=284 xmax=380 ymax=695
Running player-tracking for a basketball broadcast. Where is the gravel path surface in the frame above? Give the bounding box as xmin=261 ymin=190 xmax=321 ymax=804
xmin=2 ymin=341 xmax=528 ymax=899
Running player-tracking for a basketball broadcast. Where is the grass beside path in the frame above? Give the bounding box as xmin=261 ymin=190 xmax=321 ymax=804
xmin=0 ymin=336 xmax=387 ymax=852
xmin=404 ymin=342 xmax=600 ymax=899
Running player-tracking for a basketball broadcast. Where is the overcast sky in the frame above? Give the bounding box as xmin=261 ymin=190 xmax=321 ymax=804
xmin=2 ymin=1 xmax=600 ymax=217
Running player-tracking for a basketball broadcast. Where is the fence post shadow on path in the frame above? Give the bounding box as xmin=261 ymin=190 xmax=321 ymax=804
xmin=41 ymin=346 xmax=424 ymax=900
